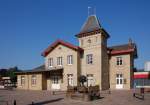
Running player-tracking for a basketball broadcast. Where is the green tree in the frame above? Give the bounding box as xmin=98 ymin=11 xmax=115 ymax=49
xmin=7 ymin=66 xmax=21 ymax=82
xmin=78 ymin=75 xmax=87 ymax=86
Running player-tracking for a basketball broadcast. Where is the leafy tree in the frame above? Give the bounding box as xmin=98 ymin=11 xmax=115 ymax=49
xmin=0 ymin=69 xmax=7 ymax=77
xmin=78 ymin=75 xmax=87 ymax=86
xmin=8 ymin=66 xmax=21 ymax=82
xmin=0 ymin=66 xmax=21 ymax=82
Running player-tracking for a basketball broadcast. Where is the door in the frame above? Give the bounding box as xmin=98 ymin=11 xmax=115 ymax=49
xmin=116 ymin=74 xmax=123 ymax=89
xmin=68 ymin=74 xmax=73 ymax=86
xmin=51 ymin=76 xmax=60 ymax=90
xmin=87 ymin=74 xmax=94 ymax=87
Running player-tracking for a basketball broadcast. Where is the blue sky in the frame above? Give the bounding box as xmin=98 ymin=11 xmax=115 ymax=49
xmin=0 ymin=0 xmax=150 ymax=70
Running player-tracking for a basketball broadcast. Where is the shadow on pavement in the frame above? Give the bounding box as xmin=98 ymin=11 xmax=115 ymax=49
xmin=28 ymin=98 xmax=64 ymax=105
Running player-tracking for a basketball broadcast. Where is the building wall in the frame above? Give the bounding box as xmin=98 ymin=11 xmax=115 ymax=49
xmin=17 ymin=74 xmax=28 ymax=90
xmin=45 ymin=44 xmax=80 ymax=91
xmin=101 ymin=35 xmax=110 ymax=90
xmin=109 ymin=54 xmax=132 ymax=90
xmin=17 ymin=73 xmax=44 ymax=90
xmin=47 ymin=78 xmax=51 ymax=90
xmin=42 ymin=73 xmax=47 ymax=90
xmin=130 ymin=54 xmax=134 ymax=88
xmin=78 ymin=33 xmax=109 ymax=90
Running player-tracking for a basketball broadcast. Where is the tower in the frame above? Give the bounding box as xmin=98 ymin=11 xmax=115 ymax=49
xmin=76 ymin=15 xmax=110 ymax=90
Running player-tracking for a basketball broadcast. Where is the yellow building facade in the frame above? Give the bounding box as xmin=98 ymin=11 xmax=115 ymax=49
xmin=16 ymin=15 xmax=137 ymax=90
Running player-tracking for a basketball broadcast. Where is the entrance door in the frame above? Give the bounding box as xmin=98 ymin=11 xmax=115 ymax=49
xmin=51 ymin=76 xmax=60 ymax=90
xmin=116 ymin=74 xmax=123 ymax=89
xmin=87 ymin=74 xmax=94 ymax=87
xmin=68 ymin=74 xmax=73 ymax=86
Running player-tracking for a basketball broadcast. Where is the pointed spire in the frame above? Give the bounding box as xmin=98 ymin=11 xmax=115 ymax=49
xmin=75 ymin=10 xmax=110 ymax=39
xmin=79 ymin=15 xmax=101 ymax=34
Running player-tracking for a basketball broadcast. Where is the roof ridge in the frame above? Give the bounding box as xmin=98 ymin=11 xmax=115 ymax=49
xmin=41 ymin=39 xmax=83 ymax=57
xmin=108 ymin=43 xmax=136 ymax=48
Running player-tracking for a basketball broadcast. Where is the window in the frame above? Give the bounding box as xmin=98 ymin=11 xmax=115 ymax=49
xmin=68 ymin=74 xmax=73 ymax=86
xmin=57 ymin=57 xmax=62 ymax=66
xmin=87 ymin=74 xmax=94 ymax=86
xmin=116 ymin=74 xmax=123 ymax=84
xmin=52 ymin=76 xmax=59 ymax=84
xmin=134 ymin=78 xmax=150 ymax=87
xmin=48 ymin=58 xmax=53 ymax=67
xmin=116 ymin=56 xmax=123 ymax=65
xmin=86 ymin=54 xmax=93 ymax=64
xmin=21 ymin=76 xmax=25 ymax=85
xmin=31 ymin=75 xmax=36 ymax=85
xmin=67 ymin=55 xmax=73 ymax=65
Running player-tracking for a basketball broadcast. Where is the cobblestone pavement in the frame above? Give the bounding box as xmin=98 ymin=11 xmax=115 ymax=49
xmin=0 ymin=89 xmax=149 ymax=105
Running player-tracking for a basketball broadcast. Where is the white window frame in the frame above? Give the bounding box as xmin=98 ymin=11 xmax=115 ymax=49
xmin=68 ymin=74 xmax=74 ymax=86
xmin=57 ymin=57 xmax=62 ymax=66
xmin=67 ymin=55 xmax=73 ymax=65
xmin=31 ymin=75 xmax=36 ymax=86
xmin=116 ymin=56 xmax=123 ymax=65
xmin=21 ymin=76 xmax=25 ymax=86
xmin=87 ymin=74 xmax=94 ymax=87
xmin=48 ymin=58 xmax=53 ymax=67
xmin=52 ymin=76 xmax=59 ymax=84
xmin=86 ymin=54 xmax=93 ymax=64
xmin=116 ymin=74 xmax=123 ymax=85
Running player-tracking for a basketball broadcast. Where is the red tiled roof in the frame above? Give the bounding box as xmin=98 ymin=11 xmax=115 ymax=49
xmin=108 ymin=43 xmax=137 ymax=58
xmin=110 ymin=49 xmax=135 ymax=55
xmin=41 ymin=39 xmax=83 ymax=57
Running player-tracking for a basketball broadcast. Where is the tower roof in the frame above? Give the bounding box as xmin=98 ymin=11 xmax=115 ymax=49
xmin=80 ymin=15 xmax=101 ymax=34
xmin=76 ymin=15 xmax=110 ymax=38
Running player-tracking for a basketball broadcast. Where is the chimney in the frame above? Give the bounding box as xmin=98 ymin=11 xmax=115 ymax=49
xmin=128 ymin=38 xmax=133 ymax=46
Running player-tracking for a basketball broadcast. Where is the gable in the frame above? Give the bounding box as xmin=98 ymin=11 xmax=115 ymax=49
xmin=41 ymin=39 xmax=83 ymax=57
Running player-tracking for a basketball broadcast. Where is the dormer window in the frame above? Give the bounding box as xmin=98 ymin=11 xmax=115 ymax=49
xmin=116 ymin=56 xmax=123 ymax=65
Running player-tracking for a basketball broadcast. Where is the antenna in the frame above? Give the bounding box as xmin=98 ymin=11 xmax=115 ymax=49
xmin=88 ymin=6 xmax=91 ymax=16
xmin=94 ymin=7 xmax=96 ymax=15
xmin=88 ymin=6 xmax=96 ymax=16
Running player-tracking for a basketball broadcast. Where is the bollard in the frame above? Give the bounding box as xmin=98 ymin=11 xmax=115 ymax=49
xmin=140 ymin=88 xmax=144 ymax=94
xmin=140 ymin=88 xmax=145 ymax=100
xmin=14 ymin=100 xmax=16 ymax=105
xmin=108 ymin=90 xmax=111 ymax=94
xmin=52 ymin=91 xmax=55 ymax=95
xmin=133 ymin=93 xmax=135 ymax=97
xmin=32 ymin=102 xmax=34 ymax=105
